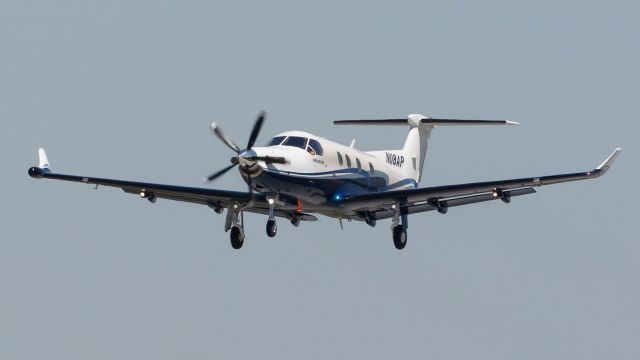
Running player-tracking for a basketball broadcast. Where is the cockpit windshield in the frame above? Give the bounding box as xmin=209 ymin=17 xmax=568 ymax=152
xmin=266 ymin=136 xmax=286 ymax=146
xmin=282 ymin=136 xmax=307 ymax=150
xmin=307 ymin=139 xmax=323 ymax=156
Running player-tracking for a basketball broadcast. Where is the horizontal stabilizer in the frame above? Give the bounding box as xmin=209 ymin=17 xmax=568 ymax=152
xmin=420 ymin=118 xmax=519 ymax=126
xmin=334 ymin=119 xmax=410 ymax=126
xmin=335 ymin=114 xmax=518 ymax=127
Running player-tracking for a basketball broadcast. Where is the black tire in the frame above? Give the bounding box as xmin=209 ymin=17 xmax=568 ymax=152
xmin=392 ymin=225 xmax=407 ymax=250
xmin=290 ymin=215 xmax=300 ymax=227
xmin=230 ymin=226 xmax=244 ymax=249
xmin=266 ymin=219 xmax=277 ymax=237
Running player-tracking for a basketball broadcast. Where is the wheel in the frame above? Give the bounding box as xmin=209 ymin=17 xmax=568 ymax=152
xmin=290 ymin=215 xmax=300 ymax=227
xmin=230 ymin=226 xmax=244 ymax=249
xmin=392 ymin=225 xmax=407 ymax=250
xmin=266 ymin=219 xmax=277 ymax=237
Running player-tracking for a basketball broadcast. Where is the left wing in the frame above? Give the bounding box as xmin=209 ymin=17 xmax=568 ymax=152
xmin=27 ymin=149 xmax=316 ymax=222
xmin=340 ymin=148 xmax=621 ymax=219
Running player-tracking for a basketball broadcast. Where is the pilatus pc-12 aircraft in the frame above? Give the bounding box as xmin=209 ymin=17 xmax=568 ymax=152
xmin=28 ymin=112 xmax=621 ymax=250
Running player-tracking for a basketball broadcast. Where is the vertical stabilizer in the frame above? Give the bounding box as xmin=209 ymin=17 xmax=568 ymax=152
xmin=401 ymin=119 xmax=432 ymax=183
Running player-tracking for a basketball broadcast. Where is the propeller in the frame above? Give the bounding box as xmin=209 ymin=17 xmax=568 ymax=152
xmin=203 ymin=112 xmax=285 ymax=194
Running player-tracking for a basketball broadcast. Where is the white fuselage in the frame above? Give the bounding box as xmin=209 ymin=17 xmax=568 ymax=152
xmin=238 ymin=131 xmax=417 ymax=214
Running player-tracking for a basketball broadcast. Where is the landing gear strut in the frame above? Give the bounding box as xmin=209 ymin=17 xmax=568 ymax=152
xmin=391 ymin=204 xmax=408 ymax=250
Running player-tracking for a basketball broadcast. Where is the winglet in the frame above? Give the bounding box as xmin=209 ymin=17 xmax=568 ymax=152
xmin=38 ymin=148 xmax=50 ymax=169
xmin=596 ymin=147 xmax=622 ymax=172
xmin=28 ymin=148 xmax=52 ymax=178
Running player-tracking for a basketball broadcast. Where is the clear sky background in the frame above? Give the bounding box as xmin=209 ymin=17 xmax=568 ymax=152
xmin=1 ymin=1 xmax=638 ymax=359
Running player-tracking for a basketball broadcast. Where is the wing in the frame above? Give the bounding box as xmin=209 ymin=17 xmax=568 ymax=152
xmin=27 ymin=149 xmax=317 ymax=222
xmin=341 ymin=148 xmax=622 ymax=220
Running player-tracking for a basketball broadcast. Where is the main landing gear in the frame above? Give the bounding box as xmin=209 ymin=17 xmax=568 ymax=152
xmin=391 ymin=204 xmax=408 ymax=250
xmin=227 ymin=207 xmax=246 ymax=249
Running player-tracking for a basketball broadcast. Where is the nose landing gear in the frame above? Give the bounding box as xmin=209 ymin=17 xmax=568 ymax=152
xmin=266 ymin=219 xmax=277 ymax=237
xmin=265 ymin=198 xmax=278 ymax=237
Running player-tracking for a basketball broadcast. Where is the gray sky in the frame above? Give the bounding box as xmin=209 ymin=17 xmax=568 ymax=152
xmin=1 ymin=1 xmax=638 ymax=359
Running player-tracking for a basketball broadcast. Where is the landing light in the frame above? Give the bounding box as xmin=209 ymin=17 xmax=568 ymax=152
xmin=268 ymin=198 xmax=274 ymax=205
xmin=140 ymin=190 xmax=146 ymax=197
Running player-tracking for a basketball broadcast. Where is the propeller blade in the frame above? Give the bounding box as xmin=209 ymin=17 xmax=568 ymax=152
xmin=203 ymin=163 xmax=237 ymax=183
xmin=246 ymin=111 xmax=266 ymax=150
xmin=210 ymin=122 xmax=240 ymax=153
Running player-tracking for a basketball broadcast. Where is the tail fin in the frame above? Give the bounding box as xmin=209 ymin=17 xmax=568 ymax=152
xmin=334 ymin=114 xmax=518 ymax=183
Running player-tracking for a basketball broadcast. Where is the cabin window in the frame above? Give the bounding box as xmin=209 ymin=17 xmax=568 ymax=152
xmin=282 ymin=136 xmax=308 ymax=150
xmin=356 ymin=158 xmax=362 ymax=169
xmin=266 ymin=136 xmax=286 ymax=146
xmin=337 ymin=152 xmax=343 ymax=165
xmin=369 ymin=162 xmax=375 ymax=175
xmin=345 ymin=154 xmax=352 ymax=168
xmin=307 ymin=139 xmax=323 ymax=156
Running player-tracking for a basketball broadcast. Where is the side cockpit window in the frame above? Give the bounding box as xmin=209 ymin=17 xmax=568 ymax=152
xmin=266 ymin=136 xmax=286 ymax=146
xmin=282 ymin=136 xmax=308 ymax=150
xmin=306 ymin=139 xmax=323 ymax=156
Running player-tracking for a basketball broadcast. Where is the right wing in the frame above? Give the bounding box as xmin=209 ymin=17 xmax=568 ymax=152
xmin=340 ymin=148 xmax=621 ymax=219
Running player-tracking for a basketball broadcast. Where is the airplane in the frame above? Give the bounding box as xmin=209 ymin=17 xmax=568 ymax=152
xmin=28 ymin=112 xmax=621 ymax=250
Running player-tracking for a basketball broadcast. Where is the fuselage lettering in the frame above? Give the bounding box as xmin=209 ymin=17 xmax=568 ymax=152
xmin=385 ymin=152 xmax=404 ymax=168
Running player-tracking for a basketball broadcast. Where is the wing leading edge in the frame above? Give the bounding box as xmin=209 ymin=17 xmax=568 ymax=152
xmin=340 ymin=148 xmax=622 ymax=217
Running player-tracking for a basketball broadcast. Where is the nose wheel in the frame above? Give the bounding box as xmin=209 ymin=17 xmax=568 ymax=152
xmin=266 ymin=219 xmax=277 ymax=237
